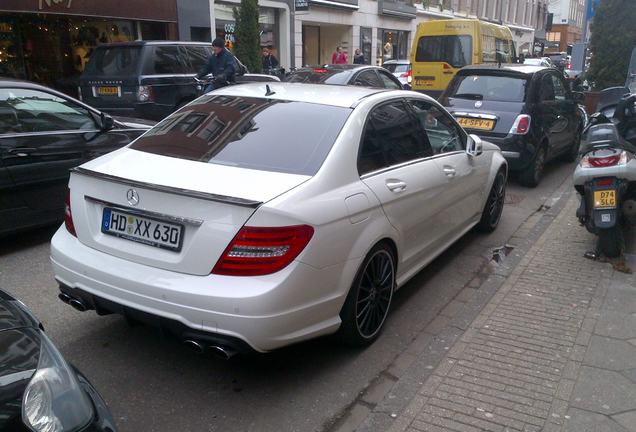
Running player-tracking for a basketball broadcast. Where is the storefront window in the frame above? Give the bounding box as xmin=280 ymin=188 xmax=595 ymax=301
xmin=376 ymin=29 xmax=409 ymax=65
xmin=360 ymin=27 xmax=372 ymax=65
xmin=214 ymin=3 xmax=280 ymax=59
xmin=0 ymin=13 xmax=173 ymax=97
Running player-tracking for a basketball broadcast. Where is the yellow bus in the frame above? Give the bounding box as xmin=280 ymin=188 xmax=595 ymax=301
xmin=410 ymin=19 xmax=515 ymax=97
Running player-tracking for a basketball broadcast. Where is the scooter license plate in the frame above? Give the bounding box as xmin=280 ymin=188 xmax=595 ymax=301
xmin=593 ymin=190 xmax=616 ymax=209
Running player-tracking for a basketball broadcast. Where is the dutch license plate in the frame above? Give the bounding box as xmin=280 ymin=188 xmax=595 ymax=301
xmin=593 ymin=190 xmax=616 ymax=209
xmin=101 ymin=208 xmax=184 ymax=251
xmin=457 ymin=117 xmax=495 ymax=131
xmin=416 ymin=79 xmax=433 ymax=87
xmin=97 ymin=86 xmax=119 ymax=96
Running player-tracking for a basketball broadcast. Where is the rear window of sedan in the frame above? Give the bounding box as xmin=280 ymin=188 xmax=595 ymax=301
xmin=130 ymin=95 xmax=351 ymax=175
xmin=447 ymin=74 xmax=529 ymax=102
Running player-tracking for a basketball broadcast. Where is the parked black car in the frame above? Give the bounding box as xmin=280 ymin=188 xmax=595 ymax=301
xmin=440 ymin=64 xmax=584 ymax=187
xmin=79 ymin=41 xmax=278 ymax=121
xmin=0 ymin=79 xmax=152 ymax=236
xmin=0 ymin=289 xmax=117 ymax=431
xmin=285 ymin=64 xmax=405 ymax=89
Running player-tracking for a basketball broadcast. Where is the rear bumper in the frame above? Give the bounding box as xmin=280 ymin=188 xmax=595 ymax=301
xmin=50 ymin=227 xmax=355 ymax=352
xmin=476 ymin=135 xmax=535 ymax=171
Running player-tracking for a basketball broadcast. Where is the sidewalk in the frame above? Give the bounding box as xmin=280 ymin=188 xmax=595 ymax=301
xmin=353 ymin=195 xmax=636 ymax=432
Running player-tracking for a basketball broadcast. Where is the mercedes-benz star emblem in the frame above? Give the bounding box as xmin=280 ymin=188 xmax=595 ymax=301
xmin=126 ymin=189 xmax=139 ymax=206
xmin=475 ymin=100 xmax=483 ymax=108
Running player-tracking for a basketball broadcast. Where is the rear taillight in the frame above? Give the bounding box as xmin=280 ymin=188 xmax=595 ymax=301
xmin=443 ymin=63 xmax=451 ymax=70
xmin=137 ymin=85 xmax=154 ymax=102
xmin=580 ymin=151 xmax=629 ymax=168
xmin=65 ymin=188 xmax=76 ymax=237
xmin=509 ymin=115 xmax=531 ymax=135
xmin=400 ymin=68 xmax=413 ymax=83
xmin=212 ymin=225 xmax=314 ymax=276
xmin=312 ymin=68 xmax=328 ymax=73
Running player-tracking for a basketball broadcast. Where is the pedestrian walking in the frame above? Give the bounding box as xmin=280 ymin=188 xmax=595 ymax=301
xmin=197 ymin=38 xmax=237 ymax=93
xmin=331 ymin=46 xmax=348 ymax=64
xmin=353 ymin=48 xmax=365 ymax=65
xmin=262 ymin=47 xmax=279 ymax=71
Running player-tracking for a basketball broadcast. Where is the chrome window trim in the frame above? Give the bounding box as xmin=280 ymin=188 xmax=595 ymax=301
xmin=71 ymin=167 xmax=262 ymax=208
xmin=84 ymin=195 xmax=203 ymax=226
xmin=360 ymin=151 xmax=464 ymax=179
xmin=0 ymin=129 xmax=101 ymax=139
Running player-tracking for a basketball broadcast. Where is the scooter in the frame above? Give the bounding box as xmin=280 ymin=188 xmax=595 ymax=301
xmin=573 ymin=91 xmax=636 ymax=257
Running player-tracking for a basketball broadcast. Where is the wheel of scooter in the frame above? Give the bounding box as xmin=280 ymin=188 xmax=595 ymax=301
xmin=597 ymin=227 xmax=624 ymax=258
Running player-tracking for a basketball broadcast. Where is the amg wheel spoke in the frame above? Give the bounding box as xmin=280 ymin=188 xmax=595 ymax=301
xmin=356 ymin=302 xmax=371 ymax=320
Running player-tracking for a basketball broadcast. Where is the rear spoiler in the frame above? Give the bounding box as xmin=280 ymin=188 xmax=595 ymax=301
xmin=70 ymin=167 xmax=262 ymax=208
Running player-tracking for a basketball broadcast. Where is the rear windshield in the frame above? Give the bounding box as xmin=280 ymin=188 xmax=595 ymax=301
xmin=415 ymin=35 xmax=472 ymax=68
xmin=130 ymin=95 xmax=351 ymax=175
xmin=448 ymin=74 xmax=528 ymax=102
xmin=285 ymin=69 xmax=350 ymax=85
xmin=84 ymin=46 xmax=141 ymax=76
xmin=384 ymin=64 xmax=409 ymax=74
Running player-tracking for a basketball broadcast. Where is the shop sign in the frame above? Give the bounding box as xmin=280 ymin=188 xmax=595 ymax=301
xmin=295 ymin=0 xmax=309 ymax=12
xmin=38 ymin=0 xmax=73 ymax=10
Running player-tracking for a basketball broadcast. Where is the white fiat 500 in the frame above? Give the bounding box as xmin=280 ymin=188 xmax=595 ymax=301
xmin=51 ymin=83 xmax=507 ymax=355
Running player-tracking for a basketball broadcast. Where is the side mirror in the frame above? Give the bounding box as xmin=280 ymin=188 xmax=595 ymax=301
xmin=466 ymin=134 xmax=483 ymax=157
xmin=99 ymin=112 xmax=114 ymax=131
xmin=572 ymin=91 xmax=585 ymax=104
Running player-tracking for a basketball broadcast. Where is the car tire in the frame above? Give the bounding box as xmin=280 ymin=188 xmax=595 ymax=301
xmin=597 ymin=227 xmax=623 ymax=258
xmin=476 ymin=170 xmax=507 ymax=233
xmin=518 ymin=145 xmax=546 ymax=188
xmin=562 ymin=129 xmax=581 ymax=162
xmin=338 ymin=243 xmax=395 ymax=347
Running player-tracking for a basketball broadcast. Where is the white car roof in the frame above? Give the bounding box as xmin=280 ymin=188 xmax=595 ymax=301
xmin=211 ymin=82 xmax=387 ymax=108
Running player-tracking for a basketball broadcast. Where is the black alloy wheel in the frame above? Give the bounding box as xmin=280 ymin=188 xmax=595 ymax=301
xmin=519 ymin=146 xmax=546 ymax=187
xmin=338 ymin=244 xmax=395 ymax=346
xmin=477 ymin=170 xmax=506 ymax=232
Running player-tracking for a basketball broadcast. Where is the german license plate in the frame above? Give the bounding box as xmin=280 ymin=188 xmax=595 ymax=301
xmin=415 ymin=79 xmax=433 ymax=87
xmin=457 ymin=117 xmax=495 ymax=130
xmin=97 ymin=86 xmax=119 ymax=96
xmin=101 ymin=208 xmax=184 ymax=251
xmin=593 ymin=190 xmax=616 ymax=209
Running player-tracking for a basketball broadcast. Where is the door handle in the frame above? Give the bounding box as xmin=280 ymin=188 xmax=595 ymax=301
xmin=7 ymin=147 xmax=36 ymax=157
xmin=442 ymin=165 xmax=456 ymax=177
xmin=386 ymin=179 xmax=407 ymax=193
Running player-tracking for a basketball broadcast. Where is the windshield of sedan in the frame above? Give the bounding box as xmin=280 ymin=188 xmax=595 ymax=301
xmin=447 ymin=74 xmax=528 ymax=102
xmin=284 ymin=69 xmax=351 ymax=85
xmin=130 ymin=95 xmax=351 ymax=175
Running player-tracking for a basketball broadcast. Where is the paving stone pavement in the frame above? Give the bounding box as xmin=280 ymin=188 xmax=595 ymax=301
xmin=355 ymin=196 xmax=636 ymax=432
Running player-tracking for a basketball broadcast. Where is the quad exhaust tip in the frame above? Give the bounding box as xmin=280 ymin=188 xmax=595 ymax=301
xmin=183 ymin=339 xmax=237 ymax=360
xmin=58 ymin=292 xmax=88 ymax=312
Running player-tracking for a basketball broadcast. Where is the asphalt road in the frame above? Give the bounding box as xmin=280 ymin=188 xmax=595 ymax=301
xmin=0 ymin=161 xmax=579 ymax=432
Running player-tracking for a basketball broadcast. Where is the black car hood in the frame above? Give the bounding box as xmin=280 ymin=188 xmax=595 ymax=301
xmin=0 ymin=291 xmax=41 ymax=430
xmin=0 ymin=290 xmax=40 ymax=333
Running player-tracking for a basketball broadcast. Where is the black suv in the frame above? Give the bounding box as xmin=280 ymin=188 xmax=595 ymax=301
xmin=79 ymin=41 xmax=278 ymax=121
xmin=440 ymin=64 xmax=584 ymax=187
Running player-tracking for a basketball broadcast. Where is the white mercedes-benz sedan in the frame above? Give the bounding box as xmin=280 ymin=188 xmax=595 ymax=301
xmin=51 ymin=83 xmax=507 ymax=355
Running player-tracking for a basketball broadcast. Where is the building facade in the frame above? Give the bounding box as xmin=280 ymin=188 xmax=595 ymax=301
xmin=293 ymin=0 xmax=549 ymax=68
xmin=546 ymin=0 xmax=585 ymax=53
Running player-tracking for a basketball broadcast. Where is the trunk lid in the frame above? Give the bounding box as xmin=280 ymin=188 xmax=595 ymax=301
xmin=445 ymin=98 xmax=525 ymax=137
xmin=79 ymin=45 xmax=143 ymax=109
xmin=69 ymin=148 xmax=310 ymax=275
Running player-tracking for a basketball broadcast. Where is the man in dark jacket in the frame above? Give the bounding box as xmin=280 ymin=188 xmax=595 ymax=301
xmin=197 ymin=38 xmax=237 ymax=92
